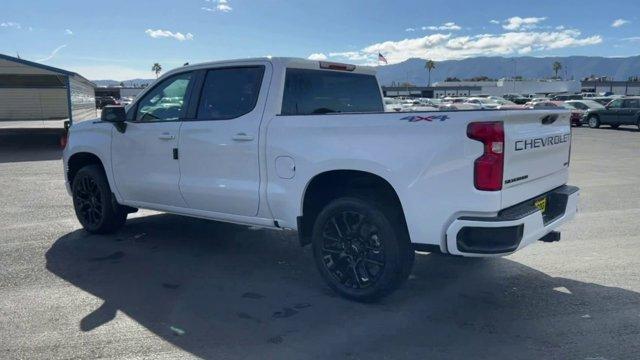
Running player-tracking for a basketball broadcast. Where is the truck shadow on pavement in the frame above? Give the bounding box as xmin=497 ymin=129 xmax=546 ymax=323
xmin=46 ymin=213 xmax=640 ymax=359
xmin=0 ymin=129 xmax=63 ymax=163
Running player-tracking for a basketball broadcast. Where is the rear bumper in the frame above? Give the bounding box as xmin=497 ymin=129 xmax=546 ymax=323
xmin=446 ymin=185 xmax=579 ymax=256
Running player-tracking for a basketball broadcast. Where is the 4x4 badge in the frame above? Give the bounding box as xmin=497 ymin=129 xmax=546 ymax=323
xmin=401 ymin=115 xmax=449 ymax=122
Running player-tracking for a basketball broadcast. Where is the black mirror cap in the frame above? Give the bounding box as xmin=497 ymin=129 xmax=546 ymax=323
xmin=101 ymin=106 xmax=126 ymax=123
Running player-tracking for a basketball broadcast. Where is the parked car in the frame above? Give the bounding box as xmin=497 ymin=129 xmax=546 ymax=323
xmin=591 ymin=97 xmax=615 ymax=105
xmin=383 ymin=97 xmax=403 ymax=112
xmin=96 ymin=96 xmax=117 ymax=109
xmin=550 ymin=94 xmax=583 ymax=101
xmin=63 ymin=57 xmax=579 ymax=301
xmin=439 ymin=103 xmax=482 ymax=110
xmin=116 ymin=97 xmax=133 ymax=107
xmin=565 ymin=100 xmax=605 ymax=126
xmin=503 ymin=94 xmax=530 ymax=104
xmin=583 ymin=97 xmax=640 ymax=129
xmin=464 ymin=97 xmax=500 ymax=109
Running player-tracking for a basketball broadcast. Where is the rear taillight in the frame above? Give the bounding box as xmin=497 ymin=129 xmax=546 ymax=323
xmin=61 ymin=121 xmax=70 ymax=149
xmin=467 ymin=121 xmax=504 ymax=191
xmin=60 ymin=133 xmax=68 ymax=149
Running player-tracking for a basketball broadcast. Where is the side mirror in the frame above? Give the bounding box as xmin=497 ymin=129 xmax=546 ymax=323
xmin=101 ymin=106 xmax=127 ymax=133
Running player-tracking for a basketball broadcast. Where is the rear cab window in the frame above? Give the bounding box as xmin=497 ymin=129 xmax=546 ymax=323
xmin=281 ymin=68 xmax=383 ymax=115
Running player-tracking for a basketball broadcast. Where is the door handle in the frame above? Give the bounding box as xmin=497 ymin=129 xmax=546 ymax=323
xmin=232 ymin=133 xmax=254 ymax=142
xmin=158 ymin=133 xmax=175 ymax=140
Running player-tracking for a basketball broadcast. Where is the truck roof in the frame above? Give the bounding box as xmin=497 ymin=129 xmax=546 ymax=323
xmin=166 ymin=57 xmax=377 ymax=77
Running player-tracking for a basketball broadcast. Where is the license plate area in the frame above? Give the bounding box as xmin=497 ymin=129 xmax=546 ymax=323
xmin=534 ymin=197 xmax=547 ymax=214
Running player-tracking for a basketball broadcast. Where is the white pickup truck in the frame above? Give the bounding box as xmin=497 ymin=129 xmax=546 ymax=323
xmin=63 ymin=58 xmax=579 ymax=301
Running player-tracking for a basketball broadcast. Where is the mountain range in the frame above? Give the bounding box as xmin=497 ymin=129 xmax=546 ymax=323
xmin=376 ymin=55 xmax=640 ymax=86
xmin=92 ymin=55 xmax=640 ymax=87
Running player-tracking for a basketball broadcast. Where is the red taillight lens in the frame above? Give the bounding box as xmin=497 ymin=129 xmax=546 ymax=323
xmin=60 ymin=133 xmax=68 ymax=149
xmin=467 ymin=121 xmax=504 ymax=191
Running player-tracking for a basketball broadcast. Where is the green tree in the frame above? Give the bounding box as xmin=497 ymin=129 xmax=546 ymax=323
xmin=152 ymin=63 xmax=162 ymax=78
xmin=552 ymin=61 xmax=562 ymax=79
xmin=425 ymin=59 xmax=436 ymax=86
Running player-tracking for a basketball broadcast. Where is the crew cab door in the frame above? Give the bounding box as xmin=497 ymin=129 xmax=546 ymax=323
xmin=601 ymin=98 xmax=623 ymax=124
xmin=620 ymin=98 xmax=640 ymax=125
xmin=178 ymin=64 xmax=270 ymax=216
xmin=111 ymin=72 xmax=194 ymax=207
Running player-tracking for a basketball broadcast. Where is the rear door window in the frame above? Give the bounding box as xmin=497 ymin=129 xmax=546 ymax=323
xmin=623 ymin=99 xmax=640 ymax=109
xmin=197 ymin=66 xmax=265 ymax=120
xmin=281 ymin=69 xmax=383 ymax=115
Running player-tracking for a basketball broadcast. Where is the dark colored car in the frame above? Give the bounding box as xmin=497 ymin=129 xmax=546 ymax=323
xmin=550 ymin=94 xmax=583 ymax=101
xmin=584 ymin=97 xmax=640 ymax=129
xmin=503 ymin=94 xmax=529 ymax=104
xmin=96 ymin=96 xmax=117 ymax=109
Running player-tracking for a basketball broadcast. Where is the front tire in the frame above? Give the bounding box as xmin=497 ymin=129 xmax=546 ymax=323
xmin=588 ymin=115 xmax=600 ymax=128
xmin=72 ymin=165 xmax=127 ymax=234
xmin=311 ymin=197 xmax=414 ymax=302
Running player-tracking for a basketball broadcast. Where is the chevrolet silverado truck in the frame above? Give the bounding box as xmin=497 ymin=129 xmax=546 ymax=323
xmin=63 ymin=58 xmax=579 ymax=301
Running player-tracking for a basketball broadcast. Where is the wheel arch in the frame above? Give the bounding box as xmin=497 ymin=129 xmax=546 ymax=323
xmin=67 ymin=152 xmax=107 ymax=188
xmin=297 ymin=169 xmax=407 ymax=247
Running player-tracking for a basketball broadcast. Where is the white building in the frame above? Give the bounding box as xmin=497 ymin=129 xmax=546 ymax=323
xmin=0 ymin=53 xmax=96 ymax=128
xmin=434 ymin=79 xmax=581 ymax=97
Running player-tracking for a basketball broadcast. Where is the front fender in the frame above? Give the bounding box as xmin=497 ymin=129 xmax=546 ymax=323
xmin=63 ymin=122 xmax=118 ymax=200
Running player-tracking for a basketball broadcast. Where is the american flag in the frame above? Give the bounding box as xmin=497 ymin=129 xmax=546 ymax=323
xmin=378 ymin=53 xmax=388 ymax=64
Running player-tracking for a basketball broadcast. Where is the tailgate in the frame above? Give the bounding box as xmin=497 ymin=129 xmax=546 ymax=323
xmin=502 ymin=110 xmax=572 ymax=207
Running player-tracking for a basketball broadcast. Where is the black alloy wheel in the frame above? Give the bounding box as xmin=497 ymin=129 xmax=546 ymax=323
xmin=74 ymin=175 xmax=103 ymax=227
xmin=312 ymin=197 xmax=414 ymax=302
xmin=72 ymin=165 xmax=127 ymax=233
xmin=320 ymin=210 xmax=386 ymax=290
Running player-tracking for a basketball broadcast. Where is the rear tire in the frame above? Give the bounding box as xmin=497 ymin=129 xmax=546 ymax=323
xmin=311 ymin=197 xmax=414 ymax=302
xmin=588 ymin=115 xmax=600 ymax=128
xmin=72 ymin=165 xmax=127 ymax=234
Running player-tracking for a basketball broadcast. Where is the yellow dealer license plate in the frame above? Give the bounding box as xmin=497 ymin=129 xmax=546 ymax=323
xmin=534 ymin=197 xmax=547 ymax=214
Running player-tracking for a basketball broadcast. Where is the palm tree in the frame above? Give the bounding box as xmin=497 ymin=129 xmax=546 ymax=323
xmin=425 ymin=60 xmax=436 ymax=86
xmin=552 ymin=61 xmax=562 ymax=79
xmin=152 ymin=63 xmax=162 ymax=78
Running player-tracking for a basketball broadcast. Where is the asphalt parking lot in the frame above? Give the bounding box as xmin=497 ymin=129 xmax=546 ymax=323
xmin=1 ymin=125 xmax=639 ymax=360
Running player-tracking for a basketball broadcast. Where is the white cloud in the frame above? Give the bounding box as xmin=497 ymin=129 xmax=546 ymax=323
xmin=611 ymin=19 xmax=629 ymax=28
xmin=502 ymin=16 xmax=547 ymax=31
xmin=145 ymin=29 xmax=194 ymax=41
xmin=202 ymin=0 xmax=232 ymax=12
xmin=423 ymin=22 xmax=461 ymax=31
xmin=329 ymin=29 xmax=602 ymax=65
xmin=307 ymin=53 xmax=328 ymax=60
xmin=329 ymin=51 xmax=375 ymax=62
xmin=489 ymin=19 xmax=500 ymax=25
xmin=1 ymin=21 xmax=21 ymax=29
xmin=65 ymin=29 xmax=73 ymax=35
xmin=405 ymin=28 xmax=416 ymax=32
xmin=37 ymin=44 xmax=67 ymax=62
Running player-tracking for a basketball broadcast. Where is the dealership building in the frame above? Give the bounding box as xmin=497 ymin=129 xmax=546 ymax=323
xmin=0 ymin=53 xmax=96 ymax=128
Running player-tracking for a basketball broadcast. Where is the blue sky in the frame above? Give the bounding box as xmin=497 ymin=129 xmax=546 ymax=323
xmin=1 ymin=0 xmax=638 ymax=80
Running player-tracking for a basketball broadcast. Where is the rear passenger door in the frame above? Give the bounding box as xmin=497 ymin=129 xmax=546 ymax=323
xmin=178 ymin=64 xmax=270 ymax=217
xmin=602 ymin=99 xmax=623 ymax=124
xmin=620 ymin=99 xmax=640 ymax=125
